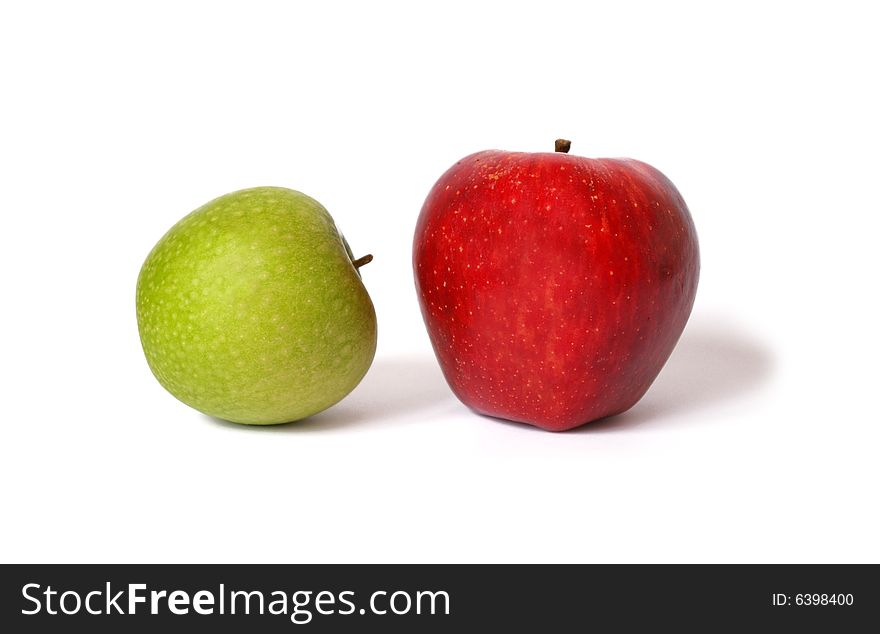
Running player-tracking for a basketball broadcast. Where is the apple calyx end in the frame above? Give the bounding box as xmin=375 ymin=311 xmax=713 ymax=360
xmin=554 ymin=139 xmax=572 ymax=154
xmin=352 ymin=254 xmax=374 ymax=269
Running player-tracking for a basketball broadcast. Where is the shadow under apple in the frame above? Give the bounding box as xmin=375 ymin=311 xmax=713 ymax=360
xmin=579 ymin=319 xmax=775 ymax=432
xmin=203 ymin=354 xmax=456 ymax=432
xmin=205 ymin=318 xmax=773 ymax=433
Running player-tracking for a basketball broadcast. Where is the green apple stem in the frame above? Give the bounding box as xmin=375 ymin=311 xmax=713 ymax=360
xmin=352 ymin=254 xmax=373 ymax=269
xmin=555 ymin=139 xmax=571 ymax=153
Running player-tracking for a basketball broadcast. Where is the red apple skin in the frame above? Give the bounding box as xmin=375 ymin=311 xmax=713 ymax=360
xmin=413 ymin=147 xmax=699 ymax=431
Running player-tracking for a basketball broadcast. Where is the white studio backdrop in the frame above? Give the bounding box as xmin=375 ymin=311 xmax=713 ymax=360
xmin=1 ymin=1 xmax=878 ymax=563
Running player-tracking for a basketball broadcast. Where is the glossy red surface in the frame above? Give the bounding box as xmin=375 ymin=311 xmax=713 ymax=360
xmin=413 ymin=149 xmax=700 ymax=431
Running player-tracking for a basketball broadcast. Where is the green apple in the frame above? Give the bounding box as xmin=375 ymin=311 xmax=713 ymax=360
xmin=136 ymin=187 xmax=377 ymax=424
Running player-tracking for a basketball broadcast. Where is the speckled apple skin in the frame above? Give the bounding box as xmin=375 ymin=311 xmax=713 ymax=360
xmin=136 ymin=187 xmax=377 ymax=424
xmin=413 ymin=150 xmax=699 ymax=431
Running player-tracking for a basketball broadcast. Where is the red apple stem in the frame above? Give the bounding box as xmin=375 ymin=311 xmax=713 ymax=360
xmin=352 ymin=254 xmax=373 ymax=269
xmin=555 ymin=139 xmax=571 ymax=153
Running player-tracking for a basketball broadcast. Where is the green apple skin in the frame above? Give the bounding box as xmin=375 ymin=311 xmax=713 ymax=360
xmin=136 ymin=187 xmax=377 ymax=424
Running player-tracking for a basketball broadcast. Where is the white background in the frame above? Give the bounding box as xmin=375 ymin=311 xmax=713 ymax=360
xmin=1 ymin=1 xmax=878 ymax=563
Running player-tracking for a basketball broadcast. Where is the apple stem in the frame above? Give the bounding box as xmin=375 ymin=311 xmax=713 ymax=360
xmin=352 ymin=254 xmax=373 ymax=269
xmin=555 ymin=139 xmax=571 ymax=153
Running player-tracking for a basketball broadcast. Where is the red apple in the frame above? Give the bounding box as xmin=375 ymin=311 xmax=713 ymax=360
xmin=413 ymin=140 xmax=699 ymax=431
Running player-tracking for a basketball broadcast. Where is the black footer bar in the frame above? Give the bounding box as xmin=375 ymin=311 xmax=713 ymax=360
xmin=1 ymin=564 xmax=875 ymax=631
